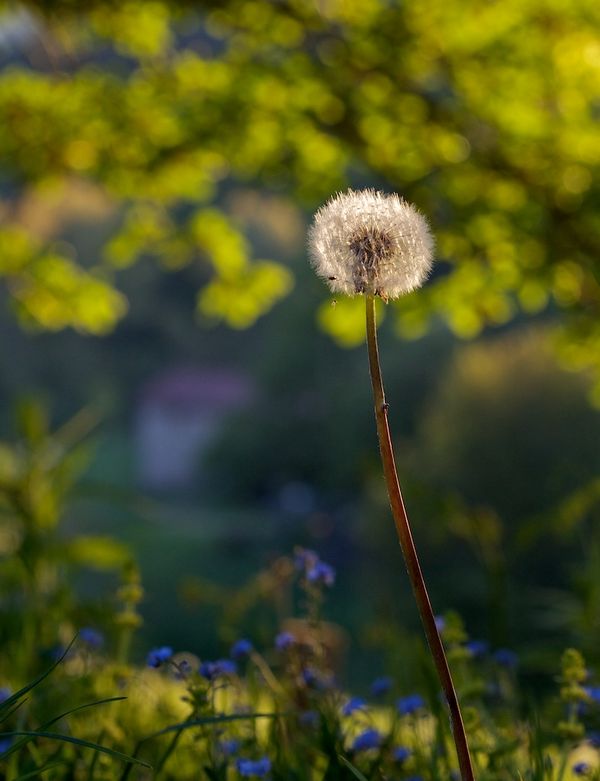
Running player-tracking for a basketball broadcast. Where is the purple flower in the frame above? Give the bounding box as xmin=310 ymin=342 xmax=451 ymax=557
xmin=584 ymin=687 xmax=600 ymax=703
xmin=236 ymin=757 xmax=271 ymax=777
xmin=573 ymin=762 xmax=590 ymax=776
xmin=230 ymin=639 xmax=253 ymax=660
xmin=370 ymin=676 xmax=392 ymax=697
xmin=493 ymin=648 xmax=519 ymax=669
xmin=435 ymin=615 xmax=446 ymax=632
xmin=294 ymin=547 xmax=319 ymax=572
xmin=200 ymin=659 xmax=237 ymax=681
xmin=79 ymin=627 xmax=104 ymax=649
xmin=397 ymin=694 xmax=425 ymax=716
xmin=147 ymin=646 xmax=173 ymax=668
xmin=587 ymin=732 xmax=600 ymax=748
xmin=465 ymin=640 xmax=489 ymax=658
xmin=351 ymin=728 xmax=382 ymax=752
xmin=342 ymin=697 xmax=366 ymax=716
xmin=275 ymin=631 xmax=296 ymax=651
xmin=0 ymin=737 xmax=13 ymax=754
xmin=300 ymin=667 xmax=333 ymax=691
xmin=219 ymin=739 xmax=241 ymax=756
xmin=393 ymin=746 xmax=411 ymax=763
xmin=299 ymin=710 xmax=318 ymax=727
xmin=0 ymin=687 xmax=11 ymax=704
xmin=306 ymin=561 xmax=336 ymax=587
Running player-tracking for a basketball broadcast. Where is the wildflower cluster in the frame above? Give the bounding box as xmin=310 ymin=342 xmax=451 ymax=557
xmin=1 ymin=552 xmax=600 ymax=780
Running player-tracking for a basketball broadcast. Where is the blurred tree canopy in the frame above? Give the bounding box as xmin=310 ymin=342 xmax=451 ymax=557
xmin=0 ymin=0 xmax=598 ymax=391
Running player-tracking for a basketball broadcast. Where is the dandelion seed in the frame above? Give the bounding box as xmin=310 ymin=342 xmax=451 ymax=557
xmin=308 ymin=189 xmax=434 ymax=300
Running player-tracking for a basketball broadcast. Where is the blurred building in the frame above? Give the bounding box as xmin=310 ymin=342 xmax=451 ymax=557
xmin=136 ymin=367 xmax=253 ymax=491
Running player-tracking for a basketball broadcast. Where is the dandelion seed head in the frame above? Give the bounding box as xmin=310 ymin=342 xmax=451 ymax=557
xmin=308 ymin=189 xmax=434 ymax=299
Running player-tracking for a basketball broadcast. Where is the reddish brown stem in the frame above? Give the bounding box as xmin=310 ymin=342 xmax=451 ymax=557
xmin=365 ymin=294 xmax=475 ymax=781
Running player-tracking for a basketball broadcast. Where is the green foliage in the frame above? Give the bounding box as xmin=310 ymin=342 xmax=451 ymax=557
xmin=0 ymin=400 xmax=133 ymax=680
xmin=0 ymin=0 xmax=598 ymax=388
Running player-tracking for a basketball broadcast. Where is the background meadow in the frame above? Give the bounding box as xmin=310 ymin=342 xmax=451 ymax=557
xmin=0 ymin=1 xmax=599 ymax=778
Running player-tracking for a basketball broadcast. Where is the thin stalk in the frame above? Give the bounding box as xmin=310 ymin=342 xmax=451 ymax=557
xmin=365 ymin=294 xmax=475 ymax=781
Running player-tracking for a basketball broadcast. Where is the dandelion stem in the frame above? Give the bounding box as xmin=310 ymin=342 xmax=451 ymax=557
xmin=365 ymin=294 xmax=475 ymax=781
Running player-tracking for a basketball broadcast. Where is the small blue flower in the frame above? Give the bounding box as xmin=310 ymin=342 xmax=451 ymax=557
xmin=219 ymin=739 xmax=241 ymax=757
xmin=301 ymin=667 xmax=318 ymax=687
xmin=299 ymin=710 xmax=318 ymax=727
xmin=236 ymin=757 xmax=271 ymax=777
xmin=370 ymin=676 xmax=393 ymax=697
xmin=300 ymin=667 xmax=333 ymax=690
xmin=294 ymin=547 xmax=319 ymax=571
xmin=230 ymin=639 xmax=253 ymax=660
xmin=587 ymin=732 xmax=600 ymax=748
xmin=275 ymin=631 xmax=296 ymax=651
xmin=351 ymin=728 xmax=382 ymax=752
xmin=342 ymin=697 xmax=366 ymax=716
xmin=393 ymin=746 xmax=411 ymax=763
xmin=493 ymin=648 xmax=519 ymax=669
xmin=174 ymin=659 xmax=192 ymax=679
xmin=465 ymin=640 xmax=489 ymax=658
xmin=573 ymin=762 xmax=590 ymax=776
xmin=397 ymin=694 xmax=425 ymax=716
xmin=200 ymin=659 xmax=237 ymax=681
xmin=0 ymin=687 xmax=11 ymax=704
xmin=79 ymin=627 xmax=104 ymax=649
xmin=435 ymin=615 xmax=446 ymax=632
xmin=306 ymin=561 xmax=336 ymax=587
xmin=147 ymin=646 xmax=173 ymax=668
xmin=584 ymin=687 xmax=600 ymax=703
xmin=0 ymin=736 xmax=13 ymax=754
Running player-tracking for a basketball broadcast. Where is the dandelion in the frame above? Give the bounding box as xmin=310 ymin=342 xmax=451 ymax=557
xmin=308 ymin=189 xmax=433 ymax=300
xmin=309 ymin=191 xmax=474 ymax=781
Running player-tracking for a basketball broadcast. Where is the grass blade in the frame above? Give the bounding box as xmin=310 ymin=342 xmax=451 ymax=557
xmin=0 ymin=732 xmax=150 ymax=767
xmin=337 ymin=755 xmax=369 ymax=781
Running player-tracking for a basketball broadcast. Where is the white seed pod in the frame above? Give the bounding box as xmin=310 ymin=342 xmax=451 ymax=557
xmin=308 ymin=189 xmax=434 ymax=299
